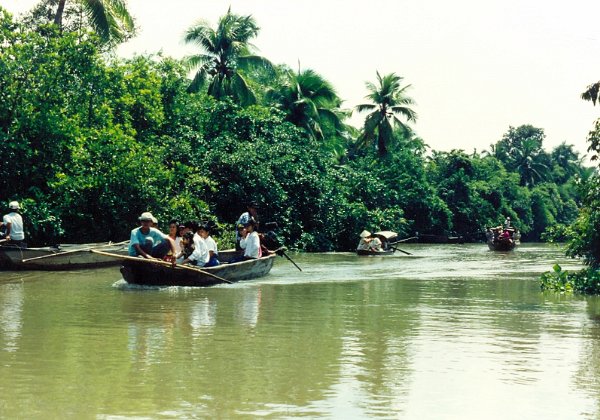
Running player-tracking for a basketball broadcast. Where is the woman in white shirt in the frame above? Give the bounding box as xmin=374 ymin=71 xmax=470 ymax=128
xmin=240 ymin=218 xmax=262 ymax=259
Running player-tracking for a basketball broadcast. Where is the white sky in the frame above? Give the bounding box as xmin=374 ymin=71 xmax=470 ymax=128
xmin=4 ymin=0 xmax=600 ymax=158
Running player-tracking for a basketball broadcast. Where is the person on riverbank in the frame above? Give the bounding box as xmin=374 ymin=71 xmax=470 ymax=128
xmin=129 ymin=212 xmax=177 ymax=262
xmin=199 ymin=223 xmax=220 ymax=267
xmin=236 ymin=201 xmax=259 ymax=250
xmin=2 ymin=201 xmax=26 ymax=248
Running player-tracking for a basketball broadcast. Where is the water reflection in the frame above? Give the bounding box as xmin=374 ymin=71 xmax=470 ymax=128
xmin=0 ymin=244 xmax=599 ymax=419
xmin=190 ymin=297 xmax=217 ymax=335
xmin=0 ymin=282 xmax=24 ymax=352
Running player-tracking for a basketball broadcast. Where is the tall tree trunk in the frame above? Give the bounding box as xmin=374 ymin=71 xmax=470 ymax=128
xmin=54 ymin=0 xmax=67 ymax=28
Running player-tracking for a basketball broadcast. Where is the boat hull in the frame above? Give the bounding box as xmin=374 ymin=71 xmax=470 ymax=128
xmin=120 ymin=251 xmax=277 ymax=287
xmin=487 ymin=239 xmax=518 ymax=251
xmin=0 ymin=243 xmax=129 ymax=270
xmin=356 ymin=249 xmax=395 ymax=256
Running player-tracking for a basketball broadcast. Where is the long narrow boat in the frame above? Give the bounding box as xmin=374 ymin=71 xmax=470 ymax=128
xmin=486 ymin=227 xmax=521 ymax=251
xmin=0 ymin=242 xmax=129 ymax=270
xmin=109 ymin=250 xmax=277 ymax=287
xmin=356 ymin=249 xmax=395 ymax=256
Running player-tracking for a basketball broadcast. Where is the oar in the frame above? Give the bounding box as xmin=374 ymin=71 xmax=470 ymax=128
xmin=90 ymin=249 xmax=233 ymax=284
xmin=275 ymin=247 xmax=302 ymax=271
xmin=389 ymin=236 xmax=418 ymax=244
xmin=390 ymin=245 xmax=412 ymax=255
xmin=21 ymin=240 xmax=129 ymax=263
xmin=0 ymin=239 xmax=7 ymax=244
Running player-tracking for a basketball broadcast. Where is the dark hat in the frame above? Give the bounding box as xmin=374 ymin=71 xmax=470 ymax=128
xmin=244 ymin=217 xmax=257 ymax=227
xmin=247 ymin=201 xmax=259 ymax=209
xmin=199 ymin=223 xmax=212 ymax=233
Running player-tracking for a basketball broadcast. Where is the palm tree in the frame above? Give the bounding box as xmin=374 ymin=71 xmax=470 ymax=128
xmin=355 ymin=71 xmax=417 ymax=157
xmin=266 ymin=67 xmax=344 ymax=141
xmin=183 ymin=9 xmax=273 ymax=105
xmin=512 ymin=138 xmax=550 ymax=187
xmin=52 ymin=0 xmax=134 ymax=45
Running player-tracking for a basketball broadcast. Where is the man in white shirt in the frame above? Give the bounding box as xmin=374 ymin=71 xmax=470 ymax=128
xmin=2 ymin=201 xmax=26 ymax=248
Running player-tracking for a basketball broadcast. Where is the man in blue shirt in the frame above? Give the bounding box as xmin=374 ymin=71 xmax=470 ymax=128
xmin=129 ymin=212 xmax=177 ymax=261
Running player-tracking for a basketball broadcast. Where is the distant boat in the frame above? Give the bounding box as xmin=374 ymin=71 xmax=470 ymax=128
xmin=0 ymin=241 xmax=129 ymax=270
xmin=486 ymin=227 xmax=520 ymax=251
xmin=356 ymin=231 xmax=398 ymax=256
xmin=90 ymin=249 xmax=277 ymax=287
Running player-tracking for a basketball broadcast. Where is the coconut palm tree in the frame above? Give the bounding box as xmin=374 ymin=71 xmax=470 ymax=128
xmin=183 ymin=9 xmax=273 ymax=105
xmin=512 ymin=138 xmax=550 ymax=187
xmin=266 ymin=67 xmax=344 ymax=141
xmin=52 ymin=0 xmax=134 ymax=44
xmin=355 ymin=71 xmax=417 ymax=157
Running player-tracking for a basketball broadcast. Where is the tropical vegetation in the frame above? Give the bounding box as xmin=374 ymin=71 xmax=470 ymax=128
xmin=0 ymin=6 xmax=592 ymax=260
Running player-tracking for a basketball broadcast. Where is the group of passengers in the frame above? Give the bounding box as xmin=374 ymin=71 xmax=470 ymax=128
xmin=128 ymin=201 xmax=264 ymax=267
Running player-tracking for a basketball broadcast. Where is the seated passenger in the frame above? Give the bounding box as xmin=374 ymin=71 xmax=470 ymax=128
xmin=357 ymin=230 xmax=372 ymax=250
xmin=230 ymin=218 xmax=261 ymax=263
xmin=181 ymin=222 xmax=210 ymax=266
xmin=129 ymin=212 xmax=177 ymax=262
xmin=176 ymin=231 xmax=195 ymax=263
xmin=199 ymin=223 xmax=220 ymax=267
xmin=357 ymin=230 xmax=382 ymax=251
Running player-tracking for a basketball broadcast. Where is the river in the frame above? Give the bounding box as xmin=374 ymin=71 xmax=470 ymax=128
xmin=0 ymin=243 xmax=598 ymax=419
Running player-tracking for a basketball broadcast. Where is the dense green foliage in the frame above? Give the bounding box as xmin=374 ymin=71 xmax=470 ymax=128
xmin=0 ymin=8 xmax=590 ymax=252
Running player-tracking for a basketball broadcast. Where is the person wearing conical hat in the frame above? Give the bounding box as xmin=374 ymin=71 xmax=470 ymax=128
xmin=357 ymin=230 xmax=382 ymax=252
xmin=357 ymin=230 xmax=372 ymax=251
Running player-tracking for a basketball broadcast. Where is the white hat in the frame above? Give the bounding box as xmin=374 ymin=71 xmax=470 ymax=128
xmin=8 ymin=201 xmax=19 ymax=210
xmin=359 ymin=230 xmax=371 ymax=238
xmin=139 ymin=212 xmax=154 ymax=222
xmin=151 ymin=216 xmax=158 ymax=224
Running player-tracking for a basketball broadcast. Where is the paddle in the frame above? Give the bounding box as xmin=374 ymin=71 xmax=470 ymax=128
xmin=0 ymin=239 xmax=7 ymax=244
xmin=390 ymin=245 xmax=412 ymax=255
xmin=389 ymin=236 xmax=418 ymax=244
xmin=21 ymin=240 xmax=129 ymax=263
xmin=90 ymin=249 xmax=233 ymax=284
xmin=275 ymin=247 xmax=302 ymax=271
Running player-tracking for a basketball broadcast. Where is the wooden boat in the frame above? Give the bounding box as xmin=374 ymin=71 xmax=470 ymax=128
xmin=356 ymin=231 xmax=398 ymax=256
xmin=0 ymin=241 xmax=129 ymax=270
xmin=110 ymin=249 xmax=277 ymax=287
xmin=356 ymin=249 xmax=395 ymax=256
xmin=486 ymin=227 xmax=521 ymax=251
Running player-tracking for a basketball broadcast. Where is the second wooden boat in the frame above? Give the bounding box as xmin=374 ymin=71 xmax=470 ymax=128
xmin=0 ymin=241 xmax=129 ymax=270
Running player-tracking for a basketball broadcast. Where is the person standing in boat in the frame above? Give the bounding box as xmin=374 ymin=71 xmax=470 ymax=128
xmin=2 ymin=201 xmax=26 ymax=248
xmin=181 ymin=221 xmax=210 ymax=267
xmin=129 ymin=212 xmax=177 ymax=262
xmin=236 ymin=201 xmax=259 ymax=250
xmin=199 ymin=222 xmax=220 ymax=267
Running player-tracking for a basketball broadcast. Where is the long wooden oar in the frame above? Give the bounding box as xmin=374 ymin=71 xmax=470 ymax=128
xmin=91 ymin=249 xmax=233 ymax=284
xmin=389 ymin=236 xmax=418 ymax=244
xmin=390 ymin=245 xmax=412 ymax=255
xmin=275 ymin=247 xmax=302 ymax=271
xmin=21 ymin=241 xmax=129 ymax=263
